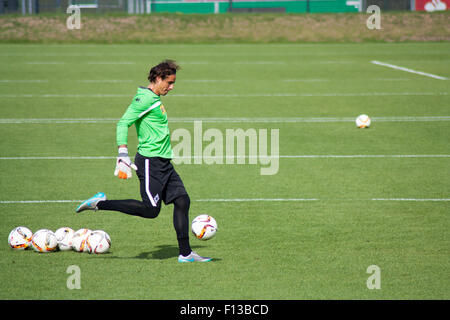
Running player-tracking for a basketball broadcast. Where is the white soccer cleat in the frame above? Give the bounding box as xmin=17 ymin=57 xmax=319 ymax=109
xmin=75 ymin=192 xmax=106 ymax=213
xmin=178 ymin=251 xmax=212 ymax=263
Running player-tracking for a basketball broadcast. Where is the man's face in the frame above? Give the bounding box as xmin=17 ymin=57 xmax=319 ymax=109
xmin=154 ymin=74 xmax=176 ymax=96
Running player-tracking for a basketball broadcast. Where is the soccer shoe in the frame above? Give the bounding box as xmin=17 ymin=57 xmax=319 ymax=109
xmin=178 ymin=251 xmax=212 ymax=263
xmin=75 ymin=192 xmax=106 ymax=213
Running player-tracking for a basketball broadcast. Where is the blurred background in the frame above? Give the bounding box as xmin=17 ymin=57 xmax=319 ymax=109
xmin=0 ymin=0 xmax=439 ymax=15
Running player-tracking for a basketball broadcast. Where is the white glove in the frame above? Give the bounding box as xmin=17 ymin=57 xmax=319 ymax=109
xmin=114 ymin=147 xmax=137 ymax=179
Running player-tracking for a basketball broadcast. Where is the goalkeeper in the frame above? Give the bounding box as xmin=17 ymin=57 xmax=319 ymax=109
xmin=76 ymin=60 xmax=211 ymax=263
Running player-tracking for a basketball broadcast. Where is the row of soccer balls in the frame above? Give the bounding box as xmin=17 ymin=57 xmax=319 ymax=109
xmin=8 ymin=227 xmax=111 ymax=254
xmin=8 ymin=214 xmax=218 ymax=253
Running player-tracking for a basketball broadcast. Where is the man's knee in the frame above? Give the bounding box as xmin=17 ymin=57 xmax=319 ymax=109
xmin=173 ymin=194 xmax=190 ymax=211
xmin=141 ymin=202 xmax=161 ymax=219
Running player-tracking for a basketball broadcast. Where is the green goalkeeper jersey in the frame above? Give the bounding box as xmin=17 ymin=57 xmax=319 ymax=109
xmin=116 ymin=87 xmax=173 ymax=159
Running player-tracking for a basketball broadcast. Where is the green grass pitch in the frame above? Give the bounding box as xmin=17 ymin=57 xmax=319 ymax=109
xmin=0 ymin=42 xmax=449 ymax=300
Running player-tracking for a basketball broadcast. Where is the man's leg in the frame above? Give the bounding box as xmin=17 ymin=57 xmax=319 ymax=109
xmin=97 ymin=199 xmax=160 ymax=218
xmin=173 ymin=195 xmax=212 ymax=262
xmin=172 ymin=195 xmax=191 ymax=256
xmin=165 ymin=170 xmax=212 ymax=262
xmin=77 ymin=154 xmax=163 ymax=219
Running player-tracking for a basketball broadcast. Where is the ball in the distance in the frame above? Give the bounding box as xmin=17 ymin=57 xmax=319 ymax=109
xmin=356 ymin=114 xmax=371 ymax=128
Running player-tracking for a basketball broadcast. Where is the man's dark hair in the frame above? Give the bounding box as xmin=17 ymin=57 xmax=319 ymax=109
xmin=148 ymin=60 xmax=180 ymax=83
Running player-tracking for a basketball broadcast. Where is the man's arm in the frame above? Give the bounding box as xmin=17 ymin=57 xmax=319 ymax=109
xmin=114 ymin=98 xmax=150 ymax=178
xmin=116 ymin=94 xmax=160 ymax=146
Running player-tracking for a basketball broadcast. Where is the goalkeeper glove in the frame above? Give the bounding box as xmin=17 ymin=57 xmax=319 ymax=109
xmin=114 ymin=147 xmax=138 ymax=179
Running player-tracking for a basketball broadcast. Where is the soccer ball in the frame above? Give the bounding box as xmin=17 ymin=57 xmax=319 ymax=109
xmin=72 ymin=228 xmax=92 ymax=252
xmin=8 ymin=226 xmax=33 ymax=250
xmin=191 ymin=215 xmax=218 ymax=241
xmin=31 ymin=229 xmax=58 ymax=253
xmin=86 ymin=230 xmax=111 ymax=254
xmin=55 ymin=227 xmax=75 ymax=251
xmin=356 ymin=114 xmax=371 ymax=128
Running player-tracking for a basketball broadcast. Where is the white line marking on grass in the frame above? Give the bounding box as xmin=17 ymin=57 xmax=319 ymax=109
xmin=0 ymin=118 xmax=120 ymax=124
xmin=178 ymin=154 xmax=450 ymax=159
xmin=179 ymin=61 xmax=355 ymax=65
xmin=77 ymin=80 xmax=133 ymax=83
xmin=0 ymin=118 xmax=118 ymax=124
xmin=373 ymin=116 xmax=450 ymax=122
xmin=0 ymin=94 xmax=129 ymax=98
xmin=26 ymin=62 xmax=65 ymax=65
xmin=0 ymin=200 xmax=82 ymax=204
xmin=372 ymin=78 xmax=411 ymax=81
xmin=0 ymin=78 xmax=421 ymax=84
xmin=1 ymin=155 xmax=449 ymax=160
xmin=233 ymin=61 xmax=286 ymax=65
xmin=0 ymin=92 xmax=448 ymax=99
xmin=4 ymin=79 xmax=243 ymax=85
xmin=86 ymin=62 xmax=135 ymax=65
xmin=284 ymin=79 xmax=331 ymax=82
xmin=371 ymin=60 xmax=448 ymax=80
xmin=169 ymin=92 xmax=449 ymax=98
xmin=25 ymin=62 xmax=134 ymax=65
xmin=1 ymin=198 xmax=449 ymax=204
xmin=0 ymin=156 xmax=116 ymax=160
xmin=312 ymin=61 xmax=355 ymax=64
xmin=168 ymin=116 xmax=450 ymax=123
xmin=371 ymin=198 xmax=450 ymax=202
xmin=182 ymin=79 xmax=235 ymax=83
xmin=279 ymin=154 xmax=450 ymax=159
xmin=195 ymin=198 xmax=319 ymax=202
xmin=1 ymin=116 xmax=449 ymax=124
xmin=285 ymin=78 xmax=412 ymax=82
xmin=0 ymin=80 xmax=49 ymax=83
xmin=178 ymin=62 xmax=210 ymax=65
xmin=198 ymin=155 xmax=450 ymax=159
xmin=198 ymin=198 xmax=450 ymax=202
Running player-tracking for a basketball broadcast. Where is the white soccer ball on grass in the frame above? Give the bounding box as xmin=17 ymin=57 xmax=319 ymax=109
xmin=356 ymin=114 xmax=371 ymax=128
xmin=31 ymin=229 xmax=58 ymax=253
xmin=55 ymin=227 xmax=75 ymax=251
xmin=191 ymin=215 xmax=218 ymax=241
xmin=86 ymin=230 xmax=111 ymax=254
xmin=72 ymin=228 xmax=92 ymax=252
xmin=8 ymin=226 xmax=33 ymax=250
